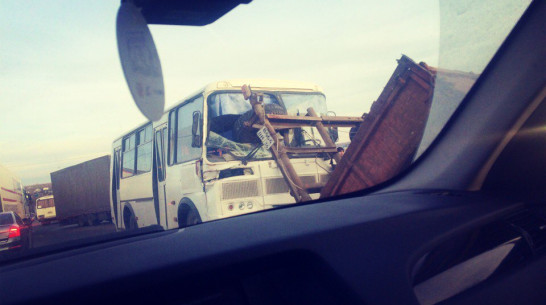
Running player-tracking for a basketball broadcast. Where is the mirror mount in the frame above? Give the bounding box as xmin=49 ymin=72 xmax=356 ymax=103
xmin=135 ymin=0 xmax=253 ymax=26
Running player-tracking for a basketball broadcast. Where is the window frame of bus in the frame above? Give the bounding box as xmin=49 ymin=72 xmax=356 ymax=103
xmin=135 ymin=124 xmax=153 ymax=174
xmin=168 ymin=95 xmax=204 ymax=166
xmin=154 ymin=128 xmax=167 ymax=182
xmin=121 ymin=124 xmax=153 ymax=179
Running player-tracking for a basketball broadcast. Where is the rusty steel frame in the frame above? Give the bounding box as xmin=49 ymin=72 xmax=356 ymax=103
xmin=241 ymin=85 xmax=361 ymax=202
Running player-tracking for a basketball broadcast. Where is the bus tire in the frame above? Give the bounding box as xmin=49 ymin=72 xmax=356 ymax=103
xmin=123 ymin=208 xmax=138 ymax=230
xmin=233 ymin=103 xmax=287 ymax=143
xmin=178 ymin=203 xmax=202 ymax=228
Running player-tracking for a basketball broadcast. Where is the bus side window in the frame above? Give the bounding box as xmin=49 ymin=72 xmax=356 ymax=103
xmin=176 ymin=96 xmax=203 ymax=163
xmin=122 ymin=133 xmax=136 ymax=178
xmin=136 ymin=125 xmax=153 ymax=174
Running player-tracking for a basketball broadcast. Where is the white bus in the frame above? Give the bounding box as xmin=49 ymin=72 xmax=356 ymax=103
xmin=36 ymin=195 xmax=56 ymax=224
xmin=0 ymin=164 xmax=26 ymax=219
xmin=111 ymin=79 xmax=335 ymax=230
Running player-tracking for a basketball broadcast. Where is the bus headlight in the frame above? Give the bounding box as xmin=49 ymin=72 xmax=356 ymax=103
xmin=247 ymin=201 xmax=254 ymax=209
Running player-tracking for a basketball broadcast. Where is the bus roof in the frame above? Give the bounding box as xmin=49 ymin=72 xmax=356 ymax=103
xmin=202 ymin=79 xmax=323 ymax=94
xmin=166 ymin=79 xmax=324 ymax=112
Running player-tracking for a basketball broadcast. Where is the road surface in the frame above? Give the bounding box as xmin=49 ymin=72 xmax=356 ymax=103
xmin=31 ymin=221 xmax=116 ymax=249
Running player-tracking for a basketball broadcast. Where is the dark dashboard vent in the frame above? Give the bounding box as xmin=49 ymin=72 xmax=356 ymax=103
xmin=506 ymin=209 xmax=546 ymax=251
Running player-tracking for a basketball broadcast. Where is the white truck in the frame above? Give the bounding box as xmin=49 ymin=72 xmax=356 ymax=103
xmin=0 ymin=164 xmax=26 ymax=219
xmin=51 ymin=156 xmax=112 ymax=226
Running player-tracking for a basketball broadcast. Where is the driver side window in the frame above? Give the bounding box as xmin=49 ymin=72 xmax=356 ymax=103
xmin=169 ymin=96 xmax=204 ymax=164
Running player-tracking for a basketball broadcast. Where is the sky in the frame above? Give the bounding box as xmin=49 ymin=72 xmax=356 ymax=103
xmin=0 ymin=0 xmax=529 ymax=184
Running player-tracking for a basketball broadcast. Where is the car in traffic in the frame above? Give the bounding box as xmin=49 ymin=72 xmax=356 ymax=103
xmin=0 ymin=212 xmax=32 ymax=253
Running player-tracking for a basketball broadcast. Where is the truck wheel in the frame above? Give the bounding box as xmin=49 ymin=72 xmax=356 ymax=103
xmin=86 ymin=214 xmax=98 ymax=226
xmin=78 ymin=216 xmax=87 ymax=227
xmin=233 ymin=103 xmax=287 ymax=143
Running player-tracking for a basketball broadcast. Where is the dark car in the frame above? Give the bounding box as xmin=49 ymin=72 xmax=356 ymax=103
xmin=0 ymin=212 xmax=32 ymax=253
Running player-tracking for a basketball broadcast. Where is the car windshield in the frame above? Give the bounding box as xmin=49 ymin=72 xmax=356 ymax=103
xmin=0 ymin=0 xmax=531 ymax=263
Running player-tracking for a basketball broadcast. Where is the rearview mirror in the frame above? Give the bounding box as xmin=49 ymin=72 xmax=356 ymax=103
xmin=192 ymin=111 xmax=202 ymax=148
xmin=117 ymin=1 xmax=165 ymax=121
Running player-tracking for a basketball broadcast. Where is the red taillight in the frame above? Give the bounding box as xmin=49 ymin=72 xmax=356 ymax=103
xmin=8 ymin=225 xmax=20 ymax=238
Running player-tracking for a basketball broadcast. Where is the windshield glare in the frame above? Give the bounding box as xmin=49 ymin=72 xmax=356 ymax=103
xmin=0 ymin=0 xmax=531 ymax=263
xmin=281 ymin=94 xmax=327 ymax=116
xmin=208 ymin=93 xmax=279 ymax=117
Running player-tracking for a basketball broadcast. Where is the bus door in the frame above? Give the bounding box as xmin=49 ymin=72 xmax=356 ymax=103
xmin=154 ymin=125 xmax=168 ymax=228
xmin=166 ymin=97 xmax=205 ymax=229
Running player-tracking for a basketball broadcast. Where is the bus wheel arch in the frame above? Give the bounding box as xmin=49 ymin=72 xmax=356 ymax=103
xmin=178 ymin=199 xmax=202 ymax=228
xmin=123 ymin=205 xmax=138 ymax=230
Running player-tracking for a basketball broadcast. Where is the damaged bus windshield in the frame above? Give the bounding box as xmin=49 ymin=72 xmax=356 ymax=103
xmin=206 ymin=90 xmax=330 ymax=163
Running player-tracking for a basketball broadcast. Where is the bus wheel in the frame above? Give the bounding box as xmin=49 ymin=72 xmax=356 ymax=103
xmin=178 ymin=205 xmax=202 ymax=228
xmin=123 ymin=208 xmax=137 ymax=230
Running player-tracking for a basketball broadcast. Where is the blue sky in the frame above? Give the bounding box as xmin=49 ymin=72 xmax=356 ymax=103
xmin=0 ymin=0 xmax=528 ymax=184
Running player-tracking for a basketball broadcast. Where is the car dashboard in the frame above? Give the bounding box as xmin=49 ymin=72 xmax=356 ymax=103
xmin=1 ymin=191 xmax=545 ymax=305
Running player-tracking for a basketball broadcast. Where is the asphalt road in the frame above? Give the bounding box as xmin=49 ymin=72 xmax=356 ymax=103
xmin=31 ymin=221 xmax=116 ymax=249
